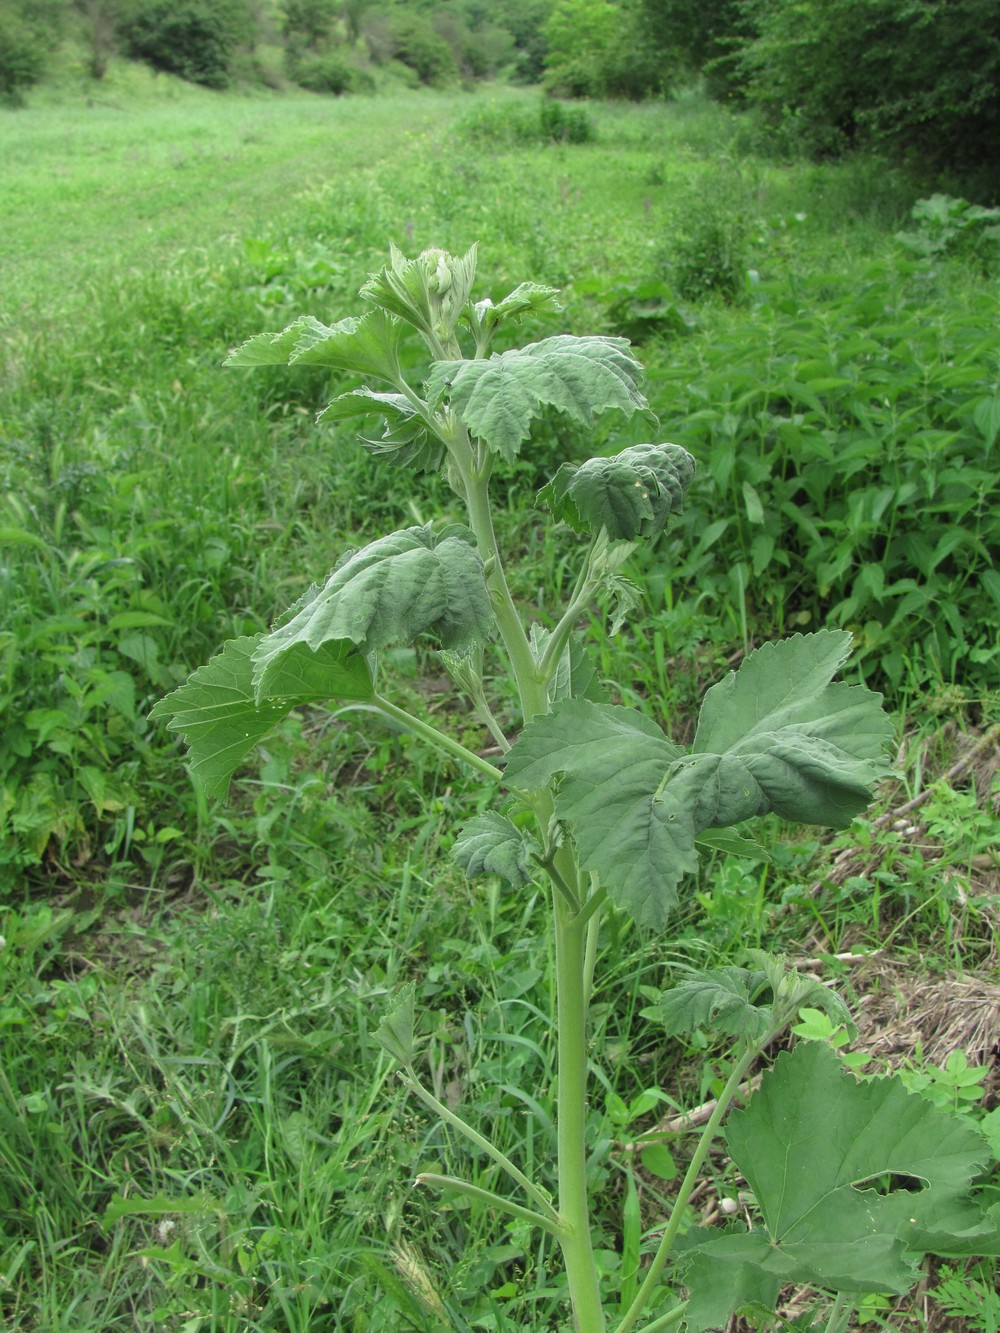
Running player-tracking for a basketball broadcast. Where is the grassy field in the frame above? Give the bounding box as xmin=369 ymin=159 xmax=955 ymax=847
xmin=1 ymin=74 xmax=998 ymax=1332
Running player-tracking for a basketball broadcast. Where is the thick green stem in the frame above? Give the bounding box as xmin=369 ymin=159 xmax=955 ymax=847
xmin=614 ymin=1043 xmax=761 ymax=1333
xmin=555 ymin=894 xmax=607 ymax=1333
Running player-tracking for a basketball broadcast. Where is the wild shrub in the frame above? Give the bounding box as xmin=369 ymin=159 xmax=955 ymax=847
xmin=0 ymin=13 xmax=45 ymax=103
xmin=118 ymin=0 xmax=254 ymax=89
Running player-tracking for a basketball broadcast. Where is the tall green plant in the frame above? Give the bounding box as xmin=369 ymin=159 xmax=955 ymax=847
xmin=153 ymin=247 xmax=999 ymax=1330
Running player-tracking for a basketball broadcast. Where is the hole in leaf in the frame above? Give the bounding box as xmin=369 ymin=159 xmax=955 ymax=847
xmin=852 ymin=1172 xmax=927 ymax=1196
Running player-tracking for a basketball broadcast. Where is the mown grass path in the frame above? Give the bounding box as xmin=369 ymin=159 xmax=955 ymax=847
xmin=0 ymin=88 xmax=478 ymax=313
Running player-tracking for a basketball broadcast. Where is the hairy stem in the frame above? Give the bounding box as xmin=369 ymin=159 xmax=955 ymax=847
xmin=555 ymin=892 xmax=607 ymax=1333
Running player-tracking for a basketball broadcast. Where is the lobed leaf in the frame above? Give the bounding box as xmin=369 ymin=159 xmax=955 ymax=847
xmin=452 ymin=812 xmax=539 ymax=889
xmin=504 ymin=631 xmax=891 ymax=929
xmin=252 ymin=526 xmax=494 ymax=699
xmin=226 ymin=310 xmax=401 ymax=382
xmin=680 ymin=1041 xmax=994 ymax=1327
xmin=149 ymin=636 xmax=372 ymax=799
xmin=317 ymin=389 xmax=443 ymax=472
xmin=538 ymin=443 xmax=696 ymax=541
xmin=426 ymin=335 xmax=651 ymax=462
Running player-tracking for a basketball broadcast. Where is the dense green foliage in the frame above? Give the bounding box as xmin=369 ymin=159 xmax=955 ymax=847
xmin=738 ymin=0 xmax=1000 ymax=195
xmin=117 ymin=0 xmax=254 ymax=87
xmin=1 ymin=86 xmax=998 ymax=1329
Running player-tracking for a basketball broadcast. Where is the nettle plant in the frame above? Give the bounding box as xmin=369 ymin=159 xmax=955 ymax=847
xmin=152 ymin=247 xmax=1000 ymax=1332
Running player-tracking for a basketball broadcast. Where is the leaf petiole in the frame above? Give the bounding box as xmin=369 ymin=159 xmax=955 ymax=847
xmin=371 ymin=693 xmax=503 ymax=785
xmin=400 ymin=1067 xmax=559 ymax=1222
xmin=415 ymin=1173 xmax=567 ymax=1236
xmin=614 ymin=1041 xmax=763 ymax=1333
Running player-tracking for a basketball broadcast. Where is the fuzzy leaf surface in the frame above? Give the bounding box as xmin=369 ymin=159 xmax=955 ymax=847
xmin=452 ymin=812 xmax=539 ymax=889
xmin=503 ymin=700 xmax=689 ymax=928
xmin=362 ymin=243 xmax=478 ymax=343
xmin=649 ymin=952 xmax=853 ymax=1043
xmin=226 ymin=310 xmax=401 ymax=381
xmin=684 ymin=1042 xmax=995 ymax=1304
xmin=672 ymin=630 xmax=895 ymax=830
xmin=252 ymin=526 xmax=492 ymax=698
xmin=426 ymin=335 xmax=649 ymax=462
xmin=149 ymin=636 xmax=372 ymax=799
xmin=538 ymin=443 xmax=696 ymax=541
xmin=317 ymin=389 xmax=443 ymax=471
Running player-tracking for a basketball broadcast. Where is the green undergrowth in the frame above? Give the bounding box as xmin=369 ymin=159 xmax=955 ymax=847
xmin=1 ymin=87 xmax=998 ymax=1328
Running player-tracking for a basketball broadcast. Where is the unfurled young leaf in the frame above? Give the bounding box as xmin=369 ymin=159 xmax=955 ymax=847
xmin=452 ymin=812 xmax=539 ymax=889
xmin=251 ymin=526 xmax=494 ymax=699
xmin=682 ymin=1042 xmax=996 ymax=1330
xmin=148 ymin=636 xmax=373 ymax=799
xmin=226 ymin=310 xmax=402 ymax=382
xmin=528 ymin=626 xmax=604 ymax=705
xmin=466 ymin=282 xmax=562 ymax=347
xmin=426 ymin=335 xmax=651 ymax=462
xmin=361 ymin=243 xmax=478 ymax=345
xmin=538 ymin=443 xmax=696 ymax=541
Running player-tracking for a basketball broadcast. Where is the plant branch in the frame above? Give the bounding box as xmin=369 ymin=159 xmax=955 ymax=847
xmin=400 ymin=1068 xmax=560 ymax=1222
xmin=613 ymin=1042 xmax=761 ymax=1333
xmin=415 ymin=1173 xmax=566 ymax=1236
xmin=371 ymin=693 xmax=503 ymax=785
xmin=635 ymin=1302 xmax=687 ymax=1333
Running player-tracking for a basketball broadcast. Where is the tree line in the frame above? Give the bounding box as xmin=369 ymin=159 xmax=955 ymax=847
xmin=2 ymin=0 xmax=997 ymax=194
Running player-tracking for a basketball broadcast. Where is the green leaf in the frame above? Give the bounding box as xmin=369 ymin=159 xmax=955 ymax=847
xmin=503 ymin=700 xmax=690 ymax=928
xmin=149 ymin=636 xmax=372 ymax=799
xmin=251 ymin=526 xmax=493 ymax=700
xmin=650 ymin=964 xmax=774 ymax=1043
xmin=973 ymin=395 xmax=1000 ymax=451
xmin=452 ymin=812 xmax=539 ymax=889
xmin=505 ymin=632 xmax=890 ymax=930
xmin=680 ymin=630 xmax=895 ymax=828
xmin=529 ymin=626 xmax=604 ymax=705
xmin=317 ymin=389 xmax=443 ymax=472
xmin=427 ymin=335 xmax=651 ymax=462
xmin=716 ymin=1042 xmax=992 ymax=1293
xmin=226 ymin=310 xmax=401 ymax=382
xmin=693 ymin=829 xmax=771 ymax=861
xmin=470 ymin=281 xmax=562 ymax=334
xmin=539 ymin=443 xmax=696 ymax=542
xmin=680 ymin=1231 xmax=780 ymax=1333
xmin=375 ymin=982 xmax=418 ymax=1065
xmin=103 ymin=1192 xmax=219 ymax=1224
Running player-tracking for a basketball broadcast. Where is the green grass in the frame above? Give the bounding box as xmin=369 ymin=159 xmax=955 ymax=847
xmin=1 ymin=75 xmax=998 ymax=1330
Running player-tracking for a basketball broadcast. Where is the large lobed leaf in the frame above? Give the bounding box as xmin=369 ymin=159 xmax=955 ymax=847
xmin=538 ymin=443 xmax=696 ymax=542
xmin=252 ymin=525 xmax=494 ymax=699
xmin=426 ymin=335 xmax=651 ymax=462
xmin=503 ymin=631 xmax=893 ymax=928
xmin=680 ymin=1042 xmax=997 ymax=1330
xmin=149 ymin=636 xmax=372 ymax=799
